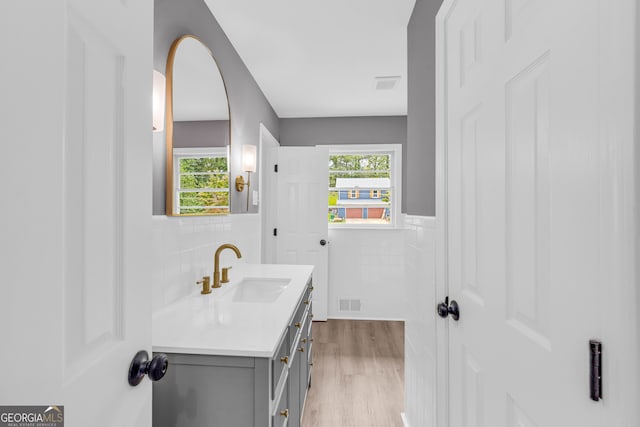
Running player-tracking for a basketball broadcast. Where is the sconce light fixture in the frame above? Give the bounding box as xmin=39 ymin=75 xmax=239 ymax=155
xmin=235 ymin=144 xmax=257 ymax=210
xmin=152 ymin=70 xmax=166 ymax=132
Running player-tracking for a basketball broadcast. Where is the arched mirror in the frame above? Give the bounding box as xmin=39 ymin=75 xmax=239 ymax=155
xmin=165 ymin=35 xmax=231 ymax=216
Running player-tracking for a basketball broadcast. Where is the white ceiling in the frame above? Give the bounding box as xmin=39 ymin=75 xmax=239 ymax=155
xmin=204 ymin=0 xmax=416 ymax=118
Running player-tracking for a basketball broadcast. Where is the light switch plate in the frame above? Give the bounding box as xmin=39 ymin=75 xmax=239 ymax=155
xmin=252 ymin=190 xmax=259 ymax=206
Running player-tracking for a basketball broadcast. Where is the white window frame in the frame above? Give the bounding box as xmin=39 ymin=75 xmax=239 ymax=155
xmin=327 ymin=144 xmax=402 ymax=229
xmin=173 ymin=146 xmax=230 ymax=215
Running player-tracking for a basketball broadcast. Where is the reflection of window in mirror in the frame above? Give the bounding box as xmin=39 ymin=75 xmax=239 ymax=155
xmin=173 ymin=147 xmax=229 ymax=215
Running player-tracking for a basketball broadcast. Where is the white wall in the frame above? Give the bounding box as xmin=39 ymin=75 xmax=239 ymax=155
xmin=403 ymin=215 xmax=436 ymax=427
xmin=151 ymin=214 xmax=261 ymax=312
xmin=327 ymin=225 xmax=408 ymax=320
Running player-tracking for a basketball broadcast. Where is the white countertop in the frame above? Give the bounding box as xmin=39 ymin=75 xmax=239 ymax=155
xmin=152 ymin=264 xmax=313 ymax=358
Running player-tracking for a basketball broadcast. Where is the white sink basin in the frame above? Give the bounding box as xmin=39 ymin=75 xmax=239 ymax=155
xmin=224 ymin=278 xmax=290 ymax=303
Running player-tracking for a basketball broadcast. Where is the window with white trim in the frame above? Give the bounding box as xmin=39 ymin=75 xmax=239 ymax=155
xmin=327 ymin=145 xmax=401 ymax=227
xmin=173 ymin=147 xmax=229 ymax=215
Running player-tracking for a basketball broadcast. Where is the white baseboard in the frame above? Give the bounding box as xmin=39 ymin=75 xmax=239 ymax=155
xmin=400 ymin=412 xmax=410 ymax=427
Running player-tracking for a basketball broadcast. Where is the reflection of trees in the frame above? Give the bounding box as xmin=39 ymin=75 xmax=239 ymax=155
xmin=180 ymin=174 xmax=229 ymax=189
xmin=180 ymin=157 xmax=228 ymax=173
xmin=179 ymin=191 xmax=228 ymax=208
xmin=178 ymin=156 xmax=229 ymax=214
xmin=179 ymin=157 xmax=229 ymax=189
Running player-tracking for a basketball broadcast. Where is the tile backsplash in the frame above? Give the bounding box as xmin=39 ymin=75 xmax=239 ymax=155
xmin=151 ymin=214 xmax=261 ymax=312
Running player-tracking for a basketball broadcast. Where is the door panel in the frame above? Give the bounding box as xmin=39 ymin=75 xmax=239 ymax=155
xmin=64 ymin=0 xmax=154 ymax=423
xmin=445 ymin=2 xmax=496 ymax=425
xmin=64 ymin=3 xmax=127 ymax=373
xmin=439 ymin=0 xmax=634 ymax=425
xmin=277 ymin=147 xmax=329 ymax=321
xmin=0 ymin=0 xmax=153 ymax=425
xmin=504 ymin=53 xmax=552 ymax=351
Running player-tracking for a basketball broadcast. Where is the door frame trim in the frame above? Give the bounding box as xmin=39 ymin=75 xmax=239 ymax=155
xmin=595 ymin=0 xmax=640 ymax=422
xmin=435 ymin=1 xmax=458 ymax=426
xmin=259 ymin=122 xmax=280 ymax=264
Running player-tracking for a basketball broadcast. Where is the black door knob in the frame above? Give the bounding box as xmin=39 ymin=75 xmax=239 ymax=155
xmin=437 ymin=297 xmax=460 ymax=321
xmin=320 ymin=239 xmax=328 ymax=246
xmin=437 ymin=298 xmax=450 ymax=318
xmin=128 ymin=350 xmax=169 ymax=386
xmin=448 ymin=300 xmax=460 ymax=321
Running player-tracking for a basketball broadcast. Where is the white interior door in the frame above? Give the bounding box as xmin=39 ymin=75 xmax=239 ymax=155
xmin=437 ymin=0 xmax=639 ymax=426
xmin=260 ymin=124 xmax=280 ymax=264
xmin=0 ymin=1 xmax=154 ymax=425
xmin=277 ymin=147 xmax=329 ymax=321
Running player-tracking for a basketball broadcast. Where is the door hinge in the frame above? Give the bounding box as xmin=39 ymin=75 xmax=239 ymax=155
xmin=273 ymin=228 xmax=278 ymax=236
xmin=274 ymin=164 xmax=278 ymax=173
xmin=590 ymin=340 xmax=602 ymax=401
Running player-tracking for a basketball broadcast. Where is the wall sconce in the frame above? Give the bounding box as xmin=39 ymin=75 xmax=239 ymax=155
xmin=152 ymin=70 xmax=166 ymax=132
xmin=235 ymin=144 xmax=257 ymax=210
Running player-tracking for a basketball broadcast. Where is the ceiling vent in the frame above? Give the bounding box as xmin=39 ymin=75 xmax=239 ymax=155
xmin=374 ymin=76 xmax=401 ymax=91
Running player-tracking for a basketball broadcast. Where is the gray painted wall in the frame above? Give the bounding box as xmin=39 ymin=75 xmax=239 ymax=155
xmin=406 ymin=0 xmax=443 ymax=216
xmin=174 ymin=120 xmax=229 ymax=148
xmin=279 ymin=116 xmax=407 ymax=147
xmin=279 ymin=116 xmax=408 ymax=212
xmin=153 ymin=0 xmax=279 ymax=215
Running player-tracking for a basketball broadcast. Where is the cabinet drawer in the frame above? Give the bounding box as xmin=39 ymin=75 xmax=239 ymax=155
xmin=272 ymin=382 xmax=290 ymax=427
xmin=271 ymin=332 xmax=289 ymax=399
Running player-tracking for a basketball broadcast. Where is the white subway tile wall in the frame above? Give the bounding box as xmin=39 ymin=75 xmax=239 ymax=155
xmin=403 ymin=216 xmax=436 ymax=427
xmin=327 ymin=224 xmax=408 ymax=319
xmin=151 ymin=214 xmax=261 ymax=312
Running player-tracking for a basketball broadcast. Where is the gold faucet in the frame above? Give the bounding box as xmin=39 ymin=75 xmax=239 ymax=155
xmin=213 ymin=244 xmax=242 ymax=288
xmin=196 ymin=276 xmax=212 ymax=294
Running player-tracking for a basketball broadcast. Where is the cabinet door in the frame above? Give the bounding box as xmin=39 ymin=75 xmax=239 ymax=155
xmin=288 ymin=347 xmax=302 ymax=427
xmin=272 ymin=379 xmax=290 ymax=427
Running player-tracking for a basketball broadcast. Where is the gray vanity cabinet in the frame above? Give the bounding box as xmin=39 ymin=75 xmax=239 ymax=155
xmin=153 ymin=279 xmax=313 ymax=427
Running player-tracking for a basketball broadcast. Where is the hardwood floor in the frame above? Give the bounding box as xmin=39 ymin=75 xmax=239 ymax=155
xmin=301 ymin=319 xmax=404 ymax=427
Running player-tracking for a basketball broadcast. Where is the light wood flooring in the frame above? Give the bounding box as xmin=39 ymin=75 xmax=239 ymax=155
xmin=301 ymin=319 xmax=404 ymax=427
